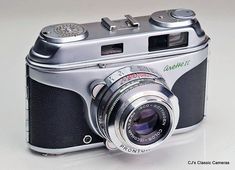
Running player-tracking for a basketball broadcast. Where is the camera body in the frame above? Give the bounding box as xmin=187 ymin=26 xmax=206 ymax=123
xmin=26 ymin=9 xmax=209 ymax=155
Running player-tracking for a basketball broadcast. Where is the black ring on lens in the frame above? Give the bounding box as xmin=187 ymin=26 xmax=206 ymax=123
xmin=126 ymin=102 xmax=170 ymax=145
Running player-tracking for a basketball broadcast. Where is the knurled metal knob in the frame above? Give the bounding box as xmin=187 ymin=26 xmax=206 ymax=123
xmin=40 ymin=23 xmax=88 ymax=43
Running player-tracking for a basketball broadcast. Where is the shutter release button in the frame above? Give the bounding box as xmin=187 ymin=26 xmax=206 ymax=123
xmin=171 ymin=9 xmax=196 ymax=19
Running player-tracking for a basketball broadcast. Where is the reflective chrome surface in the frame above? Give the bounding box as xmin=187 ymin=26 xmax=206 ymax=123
xmin=150 ymin=9 xmax=196 ymax=28
xmin=91 ymin=66 xmax=179 ymax=154
xmin=119 ymin=97 xmax=175 ymax=150
xmin=40 ymin=23 xmax=88 ymax=43
xmin=26 ymin=42 xmax=209 ymax=70
xmin=171 ymin=9 xmax=196 ymax=20
xmin=28 ymin=143 xmax=104 ymax=155
xmin=26 ymin=8 xmax=209 ymax=68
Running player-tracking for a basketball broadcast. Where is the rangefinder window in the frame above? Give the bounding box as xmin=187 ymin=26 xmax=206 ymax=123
xmin=101 ymin=43 xmax=123 ymax=56
xmin=148 ymin=32 xmax=188 ymax=51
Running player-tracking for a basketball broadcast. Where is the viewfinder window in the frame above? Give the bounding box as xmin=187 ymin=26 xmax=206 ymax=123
xmin=148 ymin=32 xmax=188 ymax=51
xmin=101 ymin=43 xmax=123 ymax=56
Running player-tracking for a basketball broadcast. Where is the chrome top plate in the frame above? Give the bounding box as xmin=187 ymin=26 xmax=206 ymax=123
xmin=27 ymin=9 xmax=209 ymax=70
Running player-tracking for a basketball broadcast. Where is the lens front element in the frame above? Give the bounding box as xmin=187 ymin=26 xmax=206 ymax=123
xmin=127 ymin=103 xmax=170 ymax=145
xmin=132 ymin=107 xmax=159 ymax=136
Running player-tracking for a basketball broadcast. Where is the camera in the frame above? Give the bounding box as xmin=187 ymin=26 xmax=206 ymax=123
xmin=26 ymin=9 xmax=209 ymax=155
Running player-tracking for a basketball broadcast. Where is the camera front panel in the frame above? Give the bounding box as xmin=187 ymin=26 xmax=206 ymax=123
xmin=26 ymin=66 xmax=103 ymax=152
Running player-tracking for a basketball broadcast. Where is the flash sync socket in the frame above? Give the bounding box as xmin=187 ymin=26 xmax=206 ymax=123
xmin=148 ymin=32 xmax=188 ymax=51
xmin=101 ymin=43 xmax=123 ymax=56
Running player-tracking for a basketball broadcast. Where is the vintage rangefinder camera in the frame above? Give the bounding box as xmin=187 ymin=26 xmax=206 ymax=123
xmin=26 ymin=9 xmax=209 ymax=155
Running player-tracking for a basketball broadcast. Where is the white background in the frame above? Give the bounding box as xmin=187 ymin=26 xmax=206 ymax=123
xmin=0 ymin=0 xmax=235 ymax=170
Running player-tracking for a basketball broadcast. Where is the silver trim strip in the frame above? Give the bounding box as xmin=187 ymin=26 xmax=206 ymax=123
xmin=28 ymin=142 xmax=104 ymax=155
xmin=204 ymin=54 xmax=210 ymax=116
xmin=26 ymin=41 xmax=209 ymax=71
xmin=174 ymin=119 xmax=204 ymax=134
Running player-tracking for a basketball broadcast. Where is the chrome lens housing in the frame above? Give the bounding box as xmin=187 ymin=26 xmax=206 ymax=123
xmin=91 ymin=66 xmax=179 ymax=154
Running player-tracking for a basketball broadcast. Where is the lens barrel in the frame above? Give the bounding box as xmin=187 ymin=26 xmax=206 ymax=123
xmin=91 ymin=66 xmax=179 ymax=154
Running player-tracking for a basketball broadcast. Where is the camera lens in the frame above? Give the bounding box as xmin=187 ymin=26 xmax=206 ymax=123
xmin=91 ymin=65 xmax=179 ymax=154
xmin=127 ymin=103 xmax=170 ymax=145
